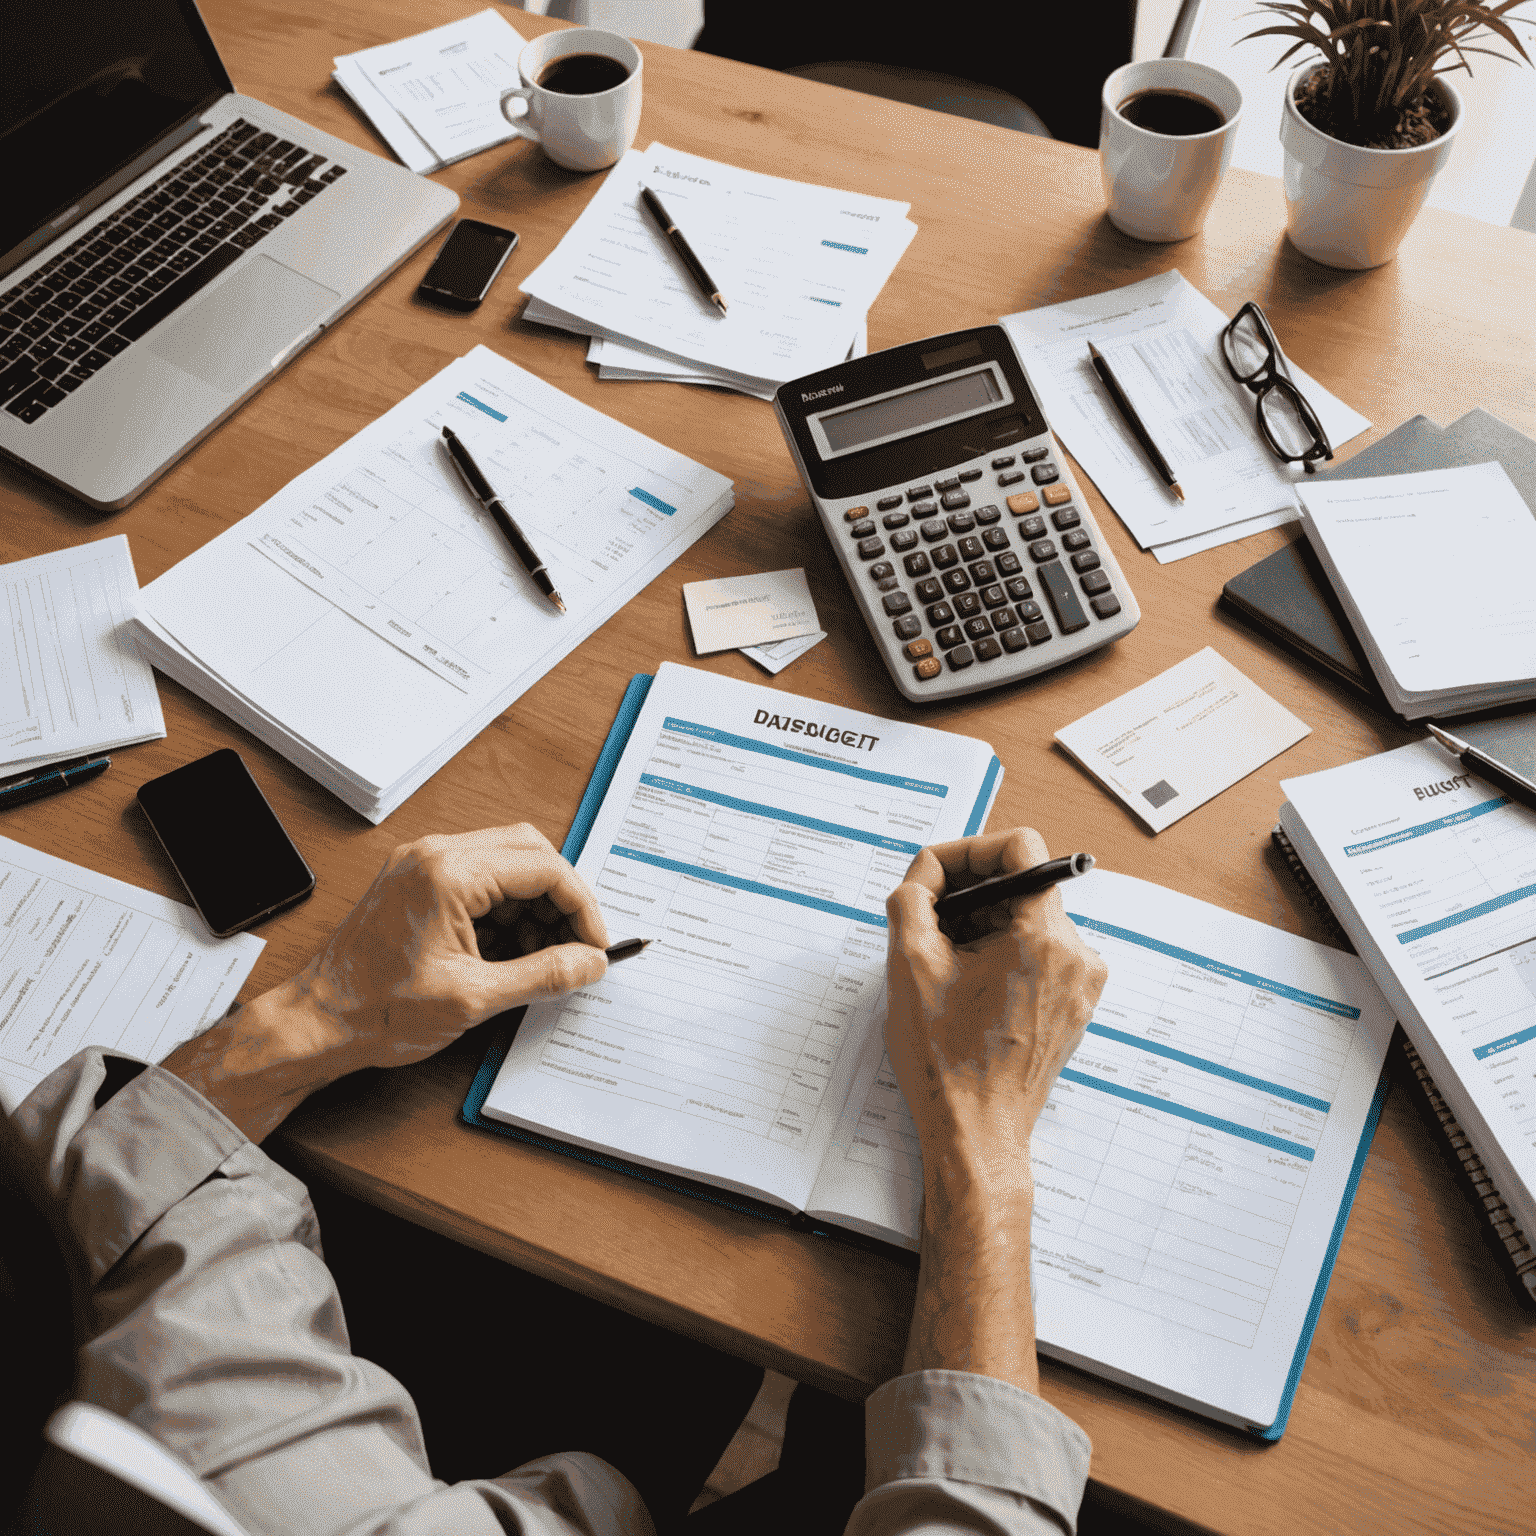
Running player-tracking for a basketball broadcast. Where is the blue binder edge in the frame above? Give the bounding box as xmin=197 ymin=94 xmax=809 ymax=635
xmin=1251 ymin=1062 xmax=1392 ymax=1441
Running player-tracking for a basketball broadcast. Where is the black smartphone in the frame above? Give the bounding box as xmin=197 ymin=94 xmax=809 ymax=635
xmin=137 ymin=750 xmax=315 ymax=937
xmin=416 ymin=219 xmax=519 ymax=311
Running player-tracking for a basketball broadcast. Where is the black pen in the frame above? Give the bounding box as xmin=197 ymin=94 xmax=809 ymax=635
xmin=604 ymin=937 xmax=650 ymax=963
xmin=934 ymin=853 xmax=1095 ymax=922
xmin=1087 ymin=341 xmax=1185 ymax=503
xmin=640 ymin=186 xmax=728 ymax=317
xmin=1426 ymin=724 xmax=1536 ymax=816
xmin=0 ymin=753 xmax=111 ymax=811
xmin=441 ymin=426 xmax=565 ymax=615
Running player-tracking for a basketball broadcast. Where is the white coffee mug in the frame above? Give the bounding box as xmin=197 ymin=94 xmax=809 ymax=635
xmin=499 ymin=29 xmax=643 ymax=173
xmin=1099 ymin=60 xmax=1243 ymax=242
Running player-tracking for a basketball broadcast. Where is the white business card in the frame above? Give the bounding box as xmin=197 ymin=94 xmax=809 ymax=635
xmin=683 ymin=568 xmax=820 ymax=654
xmin=1055 ymin=647 xmax=1311 ymax=833
xmin=741 ymin=629 xmax=827 ymax=674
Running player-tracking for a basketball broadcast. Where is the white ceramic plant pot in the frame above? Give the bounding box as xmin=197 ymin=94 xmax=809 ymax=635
xmin=1279 ymin=64 xmax=1463 ymax=269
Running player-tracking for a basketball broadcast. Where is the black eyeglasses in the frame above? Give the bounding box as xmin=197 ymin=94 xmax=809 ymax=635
xmin=1220 ymin=302 xmax=1333 ymax=474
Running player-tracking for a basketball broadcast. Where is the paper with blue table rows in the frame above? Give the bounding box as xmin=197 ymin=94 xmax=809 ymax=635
xmin=129 ymin=347 xmax=732 ymax=822
xmin=482 ymin=663 xmax=1392 ymax=1432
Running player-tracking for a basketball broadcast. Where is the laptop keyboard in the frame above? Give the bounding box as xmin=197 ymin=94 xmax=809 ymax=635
xmin=0 ymin=119 xmax=347 ymax=426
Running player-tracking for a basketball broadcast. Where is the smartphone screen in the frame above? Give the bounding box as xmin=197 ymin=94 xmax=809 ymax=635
xmin=137 ymin=750 xmax=314 ymax=937
xmin=417 ymin=219 xmax=518 ymax=309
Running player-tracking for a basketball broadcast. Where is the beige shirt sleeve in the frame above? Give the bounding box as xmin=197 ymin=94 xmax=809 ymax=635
xmin=13 ymin=1048 xmax=1090 ymax=1536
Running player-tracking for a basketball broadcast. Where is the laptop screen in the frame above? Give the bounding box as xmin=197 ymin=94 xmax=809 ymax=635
xmin=1 ymin=0 xmax=230 ymax=268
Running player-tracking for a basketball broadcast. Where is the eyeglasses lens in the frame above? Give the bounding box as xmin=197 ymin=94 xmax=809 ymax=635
xmin=1224 ymin=311 xmax=1272 ymax=381
xmin=1259 ymin=387 xmax=1315 ymax=458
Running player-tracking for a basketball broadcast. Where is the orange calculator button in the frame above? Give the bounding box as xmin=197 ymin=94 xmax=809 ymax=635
xmin=1042 ymin=485 xmax=1073 ymax=506
xmin=913 ymin=657 xmax=942 ymax=680
xmin=1006 ymin=491 xmax=1040 ymax=516
xmin=903 ymin=639 xmax=933 ymax=660
xmin=843 ymin=505 xmax=870 ymax=521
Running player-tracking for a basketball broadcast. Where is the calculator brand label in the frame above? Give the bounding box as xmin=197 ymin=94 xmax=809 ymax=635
xmin=801 ymin=385 xmax=844 ymax=402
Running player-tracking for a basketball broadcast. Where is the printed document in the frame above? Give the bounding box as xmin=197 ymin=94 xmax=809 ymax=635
xmin=1298 ymin=461 xmax=1536 ymax=715
xmin=131 ymin=348 xmax=733 ymax=821
xmin=481 ymin=663 xmax=1002 ymax=1206
xmin=813 ymin=869 xmax=1392 ymax=1431
xmin=1282 ymin=740 xmax=1536 ymax=1238
xmin=1001 ymin=272 xmax=1369 ymax=559
xmin=520 ymin=144 xmax=916 ymax=392
xmin=333 ymin=9 xmax=526 ymax=171
xmin=1 ymin=536 xmax=164 ymax=774
xmin=0 ymin=836 xmax=262 ymax=1111
xmin=1054 ymin=648 xmax=1311 ymax=833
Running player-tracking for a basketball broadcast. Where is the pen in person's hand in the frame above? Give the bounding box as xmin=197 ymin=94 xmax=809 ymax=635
xmin=1426 ymin=724 xmax=1536 ymax=816
xmin=640 ymin=186 xmax=728 ymax=317
xmin=604 ymin=937 xmax=650 ymax=963
xmin=933 ymin=853 xmax=1095 ymax=922
xmin=441 ymin=426 xmax=565 ymax=615
xmin=1087 ymin=341 xmax=1185 ymax=503
xmin=0 ymin=754 xmax=111 ymax=812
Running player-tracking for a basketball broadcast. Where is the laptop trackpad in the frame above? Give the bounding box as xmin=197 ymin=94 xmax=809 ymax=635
xmin=149 ymin=255 xmax=339 ymax=393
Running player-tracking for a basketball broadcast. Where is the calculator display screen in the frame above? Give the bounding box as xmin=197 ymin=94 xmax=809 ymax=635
xmin=818 ymin=369 xmax=1003 ymax=454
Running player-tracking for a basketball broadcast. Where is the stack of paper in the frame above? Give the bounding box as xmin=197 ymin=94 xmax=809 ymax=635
xmin=520 ymin=144 xmax=917 ymax=400
xmin=333 ymin=9 xmax=526 ymax=175
xmin=2 ymin=536 xmax=165 ymax=774
xmin=1297 ymin=461 xmax=1536 ymax=718
xmin=1001 ymin=272 xmax=1371 ymax=563
xmin=129 ymin=347 xmax=734 ymax=823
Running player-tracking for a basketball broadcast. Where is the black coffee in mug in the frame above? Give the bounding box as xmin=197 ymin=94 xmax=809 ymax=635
xmin=537 ymin=52 xmax=630 ymax=95
xmin=1117 ymin=88 xmax=1225 ymax=136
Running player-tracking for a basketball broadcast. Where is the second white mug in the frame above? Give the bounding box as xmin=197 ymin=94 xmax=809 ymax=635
xmin=1099 ymin=60 xmax=1243 ymax=242
xmin=500 ymin=28 xmax=643 ymax=173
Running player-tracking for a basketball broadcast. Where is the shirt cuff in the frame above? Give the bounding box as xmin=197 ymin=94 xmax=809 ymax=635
xmin=865 ymin=1369 xmax=1091 ymax=1520
xmin=13 ymin=1049 xmax=253 ymax=1284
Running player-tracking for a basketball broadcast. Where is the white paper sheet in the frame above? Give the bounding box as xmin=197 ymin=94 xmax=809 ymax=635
xmin=332 ymin=61 xmax=441 ymax=175
xmin=809 ymin=867 xmax=1393 ymax=1431
xmin=334 ymin=9 xmax=526 ymax=166
xmin=1150 ymin=505 xmax=1300 ymax=564
xmin=0 ymin=836 xmax=263 ymax=1111
xmin=480 ymin=663 xmax=1001 ymax=1210
xmin=519 ymin=144 xmax=915 ymax=392
xmin=1000 ymin=272 xmax=1369 ymax=551
xmin=683 ymin=568 xmax=819 ymax=653
xmin=131 ymin=348 xmax=733 ymax=821
xmin=1 ymin=536 xmax=165 ymax=774
xmin=740 ymin=630 xmax=826 ymax=674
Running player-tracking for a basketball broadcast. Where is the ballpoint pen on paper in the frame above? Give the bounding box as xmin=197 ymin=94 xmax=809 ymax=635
xmin=933 ymin=853 xmax=1095 ymax=922
xmin=0 ymin=754 xmax=112 ymax=812
xmin=639 ymin=186 xmax=729 ymax=317
xmin=1426 ymin=723 xmax=1536 ymax=815
xmin=441 ymin=426 xmax=566 ymax=615
xmin=1087 ymin=341 xmax=1185 ymax=503
xmin=604 ymin=937 xmax=650 ymax=963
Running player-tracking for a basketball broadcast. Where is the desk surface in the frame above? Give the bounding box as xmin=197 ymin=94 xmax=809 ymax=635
xmin=5 ymin=2 xmax=1534 ymax=1530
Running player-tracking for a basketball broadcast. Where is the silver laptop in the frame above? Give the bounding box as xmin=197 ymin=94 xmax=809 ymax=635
xmin=0 ymin=0 xmax=458 ymax=509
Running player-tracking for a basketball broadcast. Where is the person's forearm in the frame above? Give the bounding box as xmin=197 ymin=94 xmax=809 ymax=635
xmin=904 ymin=1131 xmax=1040 ymax=1395
xmin=160 ymin=974 xmax=363 ymax=1143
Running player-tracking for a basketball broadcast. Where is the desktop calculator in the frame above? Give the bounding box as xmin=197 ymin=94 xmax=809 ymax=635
xmin=774 ymin=326 xmax=1139 ymax=703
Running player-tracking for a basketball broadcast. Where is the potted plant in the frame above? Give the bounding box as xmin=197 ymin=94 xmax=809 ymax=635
xmin=1241 ymin=0 xmax=1531 ymax=268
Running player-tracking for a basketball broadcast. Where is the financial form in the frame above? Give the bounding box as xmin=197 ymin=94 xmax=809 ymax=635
xmin=1 ymin=536 xmax=164 ymax=773
xmin=133 ymin=348 xmax=732 ymax=820
xmin=482 ymin=663 xmax=1001 ymax=1208
xmin=1001 ymin=272 xmax=1369 ymax=561
xmin=0 ymin=836 xmax=262 ymax=1111
xmin=811 ymin=868 xmax=1392 ymax=1429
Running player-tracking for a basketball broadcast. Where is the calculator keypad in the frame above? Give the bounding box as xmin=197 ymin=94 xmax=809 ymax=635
xmin=828 ymin=435 xmax=1131 ymax=694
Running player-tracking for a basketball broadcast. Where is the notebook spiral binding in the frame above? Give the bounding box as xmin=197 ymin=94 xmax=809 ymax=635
xmin=1271 ymin=825 xmax=1536 ymax=1304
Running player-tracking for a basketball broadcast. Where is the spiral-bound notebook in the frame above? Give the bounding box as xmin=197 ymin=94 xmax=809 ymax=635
xmin=1272 ymin=823 xmax=1536 ymax=1302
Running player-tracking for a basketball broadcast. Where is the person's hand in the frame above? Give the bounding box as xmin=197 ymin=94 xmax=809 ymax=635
xmin=884 ymin=827 xmax=1108 ymax=1174
xmin=163 ymin=824 xmax=609 ymax=1141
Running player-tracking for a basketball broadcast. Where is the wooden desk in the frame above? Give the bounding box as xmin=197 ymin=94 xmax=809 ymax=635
xmin=4 ymin=2 xmax=1534 ymax=1530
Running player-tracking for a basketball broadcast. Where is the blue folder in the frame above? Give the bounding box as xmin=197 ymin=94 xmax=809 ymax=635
xmin=459 ymin=672 xmax=1391 ymax=1440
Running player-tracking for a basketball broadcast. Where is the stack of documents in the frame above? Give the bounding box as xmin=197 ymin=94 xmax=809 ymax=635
xmin=1297 ymin=462 xmax=1536 ymax=718
xmin=129 ymin=347 xmax=734 ymax=823
xmin=1001 ymin=272 xmax=1370 ymax=563
xmin=1280 ymin=740 xmax=1536 ymax=1244
xmin=2 ymin=536 xmax=165 ymax=774
xmin=333 ymin=9 xmax=526 ymax=174
xmin=520 ymin=144 xmax=917 ymax=400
